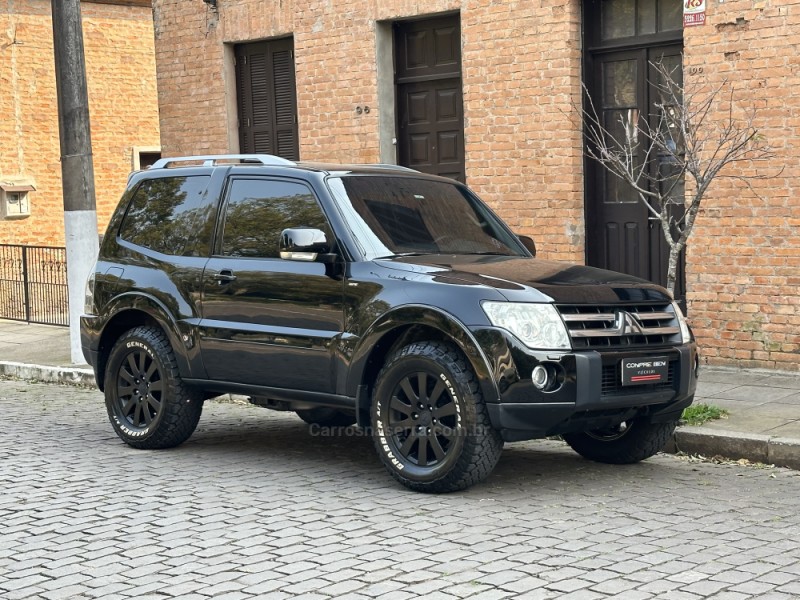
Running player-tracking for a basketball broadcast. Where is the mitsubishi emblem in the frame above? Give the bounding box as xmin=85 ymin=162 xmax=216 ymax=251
xmin=614 ymin=310 xmax=644 ymax=336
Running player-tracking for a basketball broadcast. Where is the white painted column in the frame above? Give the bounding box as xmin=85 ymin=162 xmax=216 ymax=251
xmin=64 ymin=210 xmax=98 ymax=364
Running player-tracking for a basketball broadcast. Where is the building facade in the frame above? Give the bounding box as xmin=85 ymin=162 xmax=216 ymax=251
xmin=0 ymin=0 xmax=160 ymax=247
xmin=151 ymin=0 xmax=799 ymax=371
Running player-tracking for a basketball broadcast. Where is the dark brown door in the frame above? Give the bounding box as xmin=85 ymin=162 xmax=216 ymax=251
xmin=235 ymin=38 xmax=299 ymax=160
xmin=584 ymin=0 xmax=683 ymax=296
xmin=395 ymin=16 xmax=465 ymax=182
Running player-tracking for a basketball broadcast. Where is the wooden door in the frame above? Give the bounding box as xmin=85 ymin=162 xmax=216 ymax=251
xmin=584 ymin=0 xmax=684 ymax=296
xmin=395 ymin=15 xmax=465 ymax=182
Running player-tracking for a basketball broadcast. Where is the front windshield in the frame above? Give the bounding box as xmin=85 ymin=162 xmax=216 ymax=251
xmin=327 ymin=175 xmax=527 ymax=259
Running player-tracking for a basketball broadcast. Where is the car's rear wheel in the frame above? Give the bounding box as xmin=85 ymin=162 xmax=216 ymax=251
xmin=296 ymin=407 xmax=356 ymax=427
xmin=104 ymin=326 xmax=203 ymax=449
xmin=562 ymin=418 xmax=676 ymax=464
xmin=371 ymin=341 xmax=503 ymax=493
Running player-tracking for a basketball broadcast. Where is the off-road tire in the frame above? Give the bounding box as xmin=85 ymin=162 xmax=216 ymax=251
xmin=371 ymin=341 xmax=503 ymax=493
xmin=104 ymin=326 xmax=203 ymax=450
xmin=296 ymin=407 xmax=357 ymax=427
xmin=563 ymin=419 xmax=677 ymax=464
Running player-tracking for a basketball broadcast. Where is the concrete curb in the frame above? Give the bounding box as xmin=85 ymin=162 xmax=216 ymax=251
xmin=666 ymin=426 xmax=800 ymax=470
xmin=0 ymin=361 xmax=95 ymax=388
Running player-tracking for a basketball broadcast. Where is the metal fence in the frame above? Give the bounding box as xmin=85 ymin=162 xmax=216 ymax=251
xmin=0 ymin=244 xmax=69 ymax=326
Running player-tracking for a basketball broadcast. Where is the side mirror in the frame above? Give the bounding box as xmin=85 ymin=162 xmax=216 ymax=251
xmin=518 ymin=234 xmax=536 ymax=257
xmin=280 ymin=228 xmax=330 ymax=262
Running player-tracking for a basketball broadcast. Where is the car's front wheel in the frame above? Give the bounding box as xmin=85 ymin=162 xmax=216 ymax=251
xmin=104 ymin=326 xmax=203 ymax=449
xmin=371 ymin=341 xmax=503 ymax=493
xmin=562 ymin=418 xmax=676 ymax=464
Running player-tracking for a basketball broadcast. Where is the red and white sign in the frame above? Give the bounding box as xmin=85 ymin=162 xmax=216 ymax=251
xmin=684 ymin=0 xmax=706 ymax=27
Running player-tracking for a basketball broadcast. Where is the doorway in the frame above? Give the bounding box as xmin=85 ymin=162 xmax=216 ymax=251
xmin=395 ymin=15 xmax=465 ymax=182
xmin=235 ymin=38 xmax=299 ymax=160
xmin=583 ymin=0 xmax=684 ymax=296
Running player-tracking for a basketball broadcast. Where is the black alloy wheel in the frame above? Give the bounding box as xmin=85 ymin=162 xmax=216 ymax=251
xmin=563 ymin=418 xmax=677 ymax=464
xmin=384 ymin=370 xmax=460 ymax=470
xmin=105 ymin=326 xmax=203 ymax=450
xmin=585 ymin=421 xmax=631 ymax=442
xmin=371 ymin=341 xmax=503 ymax=493
xmin=116 ymin=348 xmax=163 ymax=429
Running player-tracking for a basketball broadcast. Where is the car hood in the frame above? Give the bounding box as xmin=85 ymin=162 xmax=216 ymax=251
xmin=377 ymin=254 xmax=672 ymax=304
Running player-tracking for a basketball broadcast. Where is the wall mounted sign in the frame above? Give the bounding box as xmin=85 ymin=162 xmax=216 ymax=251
xmin=684 ymin=0 xmax=707 ymax=27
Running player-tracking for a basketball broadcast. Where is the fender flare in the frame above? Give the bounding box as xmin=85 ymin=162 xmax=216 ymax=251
xmin=98 ymin=292 xmax=197 ymax=381
xmin=348 ymin=305 xmax=501 ymax=419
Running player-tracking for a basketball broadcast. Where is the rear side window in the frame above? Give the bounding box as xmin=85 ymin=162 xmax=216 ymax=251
xmin=220 ymin=178 xmax=330 ymax=258
xmin=119 ymin=176 xmax=213 ymax=256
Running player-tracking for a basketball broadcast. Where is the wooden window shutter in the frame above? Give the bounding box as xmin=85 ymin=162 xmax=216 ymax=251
xmin=235 ymin=38 xmax=299 ymax=160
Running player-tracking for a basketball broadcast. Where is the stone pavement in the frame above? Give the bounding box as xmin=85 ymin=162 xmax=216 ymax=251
xmin=3 ymin=379 xmax=800 ymax=600
xmin=1 ymin=319 xmax=799 ymax=469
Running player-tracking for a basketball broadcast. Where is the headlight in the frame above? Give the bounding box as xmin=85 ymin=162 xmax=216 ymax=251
xmin=482 ymin=302 xmax=571 ymax=350
xmin=672 ymin=301 xmax=692 ymax=344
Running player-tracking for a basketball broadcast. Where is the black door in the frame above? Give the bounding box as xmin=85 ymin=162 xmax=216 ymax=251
xmin=395 ymin=15 xmax=465 ymax=182
xmin=235 ymin=38 xmax=299 ymax=160
xmin=584 ymin=0 xmax=683 ymax=295
xmin=199 ymin=177 xmax=343 ymax=393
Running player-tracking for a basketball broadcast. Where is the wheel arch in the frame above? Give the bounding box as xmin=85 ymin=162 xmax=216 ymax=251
xmin=95 ymin=295 xmax=191 ymax=391
xmin=349 ymin=305 xmax=500 ymax=426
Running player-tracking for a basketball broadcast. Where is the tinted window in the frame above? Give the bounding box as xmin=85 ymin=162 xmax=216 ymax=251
xmin=220 ymin=179 xmax=329 ymax=258
xmin=119 ymin=176 xmax=213 ymax=256
xmin=327 ymin=176 xmax=526 ymax=259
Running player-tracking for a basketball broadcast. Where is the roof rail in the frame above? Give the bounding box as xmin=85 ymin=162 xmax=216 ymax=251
xmin=357 ymin=163 xmax=419 ymax=173
xmin=150 ymin=154 xmax=296 ymax=169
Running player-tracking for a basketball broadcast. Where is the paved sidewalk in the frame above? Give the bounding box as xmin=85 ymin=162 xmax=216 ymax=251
xmin=2 ymin=319 xmax=799 ymax=468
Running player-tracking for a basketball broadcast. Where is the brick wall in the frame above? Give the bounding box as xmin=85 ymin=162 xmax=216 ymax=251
xmin=0 ymin=0 xmax=160 ymax=247
xmin=684 ymin=0 xmax=800 ymax=370
xmin=152 ymin=0 xmax=799 ymax=371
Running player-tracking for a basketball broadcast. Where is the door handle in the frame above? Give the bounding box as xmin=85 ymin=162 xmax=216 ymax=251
xmin=213 ymin=270 xmax=237 ymax=284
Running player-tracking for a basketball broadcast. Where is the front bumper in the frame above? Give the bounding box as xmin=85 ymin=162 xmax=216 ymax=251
xmin=473 ymin=328 xmax=699 ymax=442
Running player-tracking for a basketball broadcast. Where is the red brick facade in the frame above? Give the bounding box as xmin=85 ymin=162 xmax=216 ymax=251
xmin=683 ymin=1 xmax=800 ymax=370
xmin=151 ymin=0 xmax=799 ymax=371
xmin=0 ymin=0 xmax=160 ymax=247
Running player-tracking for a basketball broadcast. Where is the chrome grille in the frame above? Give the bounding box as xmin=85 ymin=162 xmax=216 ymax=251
xmin=557 ymin=303 xmax=681 ymax=349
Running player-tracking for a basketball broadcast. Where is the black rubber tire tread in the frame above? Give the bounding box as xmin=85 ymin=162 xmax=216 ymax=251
xmin=296 ymin=408 xmax=357 ymax=427
xmin=371 ymin=341 xmax=504 ymax=493
xmin=562 ymin=419 xmax=677 ymax=464
xmin=105 ymin=326 xmax=203 ymax=450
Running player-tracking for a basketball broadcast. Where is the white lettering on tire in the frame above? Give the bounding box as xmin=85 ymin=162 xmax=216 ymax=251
xmin=376 ymin=398 xmax=404 ymax=470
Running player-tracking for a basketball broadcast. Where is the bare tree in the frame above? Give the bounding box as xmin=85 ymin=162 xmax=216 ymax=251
xmin=580 ymin=58 xmax=777 ymax=296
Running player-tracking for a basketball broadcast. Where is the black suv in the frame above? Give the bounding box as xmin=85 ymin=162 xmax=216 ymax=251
xmin=82 ymin=154 xmax=698 ymax=492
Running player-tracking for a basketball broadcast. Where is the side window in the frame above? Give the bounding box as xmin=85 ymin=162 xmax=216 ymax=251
xmin=220 ymin=179 xmax=330 ymax=258
xmin=119 ymin=176 xmax=213 ymax=256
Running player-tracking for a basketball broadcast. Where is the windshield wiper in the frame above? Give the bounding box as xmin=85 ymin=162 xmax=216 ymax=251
xmin=374 ymin=252 xmax=432 ymax=259
xmin=449 ymin=251 xmax=513 ymax=256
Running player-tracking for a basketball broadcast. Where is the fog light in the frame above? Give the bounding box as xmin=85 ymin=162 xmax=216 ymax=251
xmin=532 ymin=365 xmax=549 ymax=390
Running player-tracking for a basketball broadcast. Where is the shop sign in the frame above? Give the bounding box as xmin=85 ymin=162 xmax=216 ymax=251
xmin=684 ymin=0 xmax=707 ymax=27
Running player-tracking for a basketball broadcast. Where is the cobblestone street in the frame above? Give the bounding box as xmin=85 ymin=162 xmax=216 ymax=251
xmin=2 ymin=379 xmax=800 ymax=600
